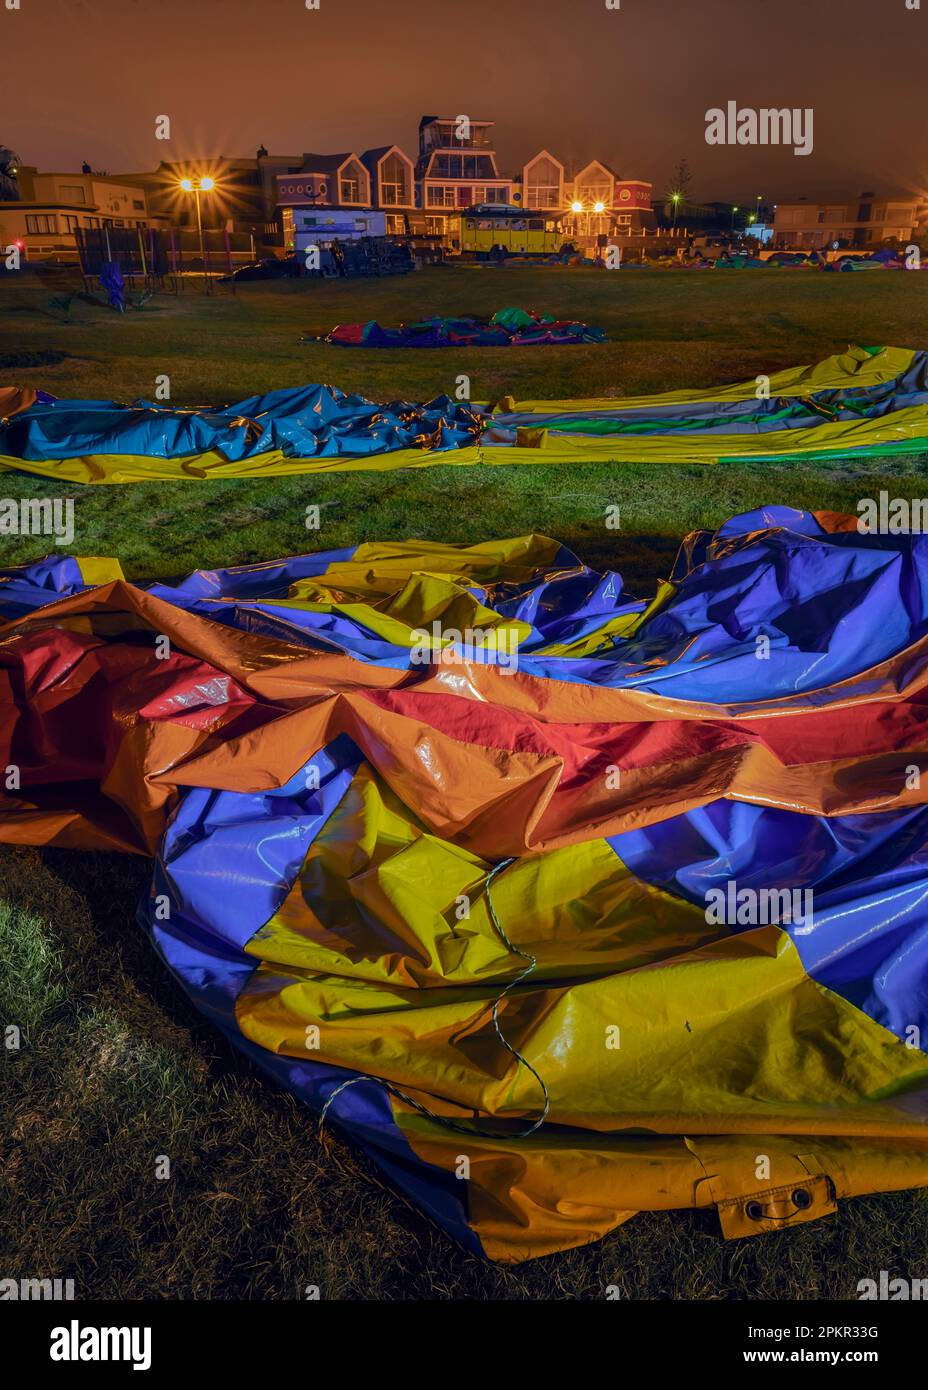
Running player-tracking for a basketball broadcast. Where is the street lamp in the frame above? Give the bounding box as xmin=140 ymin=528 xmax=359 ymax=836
xmin=730 ymin=204 xmax=739 ymax=230
xmin=671 ymin=191 xmax=681 ymax=229
xmin=179 ymin=175 xmax=216 ymax=289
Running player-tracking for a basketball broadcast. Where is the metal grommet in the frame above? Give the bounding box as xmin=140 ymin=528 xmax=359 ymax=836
xmin=792 ymin=1187 xmax=813 ymax=1210
xmin=746 ymin=1200 xmax=764 ymax=1221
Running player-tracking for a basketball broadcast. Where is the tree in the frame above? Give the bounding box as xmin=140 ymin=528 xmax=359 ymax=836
xmin=665 ymin=157 xmax=692 ymax=218
xmin=0 ymin=147 xmax=23 ymax=201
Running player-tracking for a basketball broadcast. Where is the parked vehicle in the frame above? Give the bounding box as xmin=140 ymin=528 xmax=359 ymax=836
xmin=220 ymin=255 xmax=303 ymax=282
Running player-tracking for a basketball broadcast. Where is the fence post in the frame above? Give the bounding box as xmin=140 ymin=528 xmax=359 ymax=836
xmin=169 ymin=225 xmax=180 ymax=289
xmin=223 ymin=226 xmax=235 ymax=293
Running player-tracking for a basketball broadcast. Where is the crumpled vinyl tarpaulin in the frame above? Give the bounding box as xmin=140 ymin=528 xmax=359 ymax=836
xmin=2 ymin=507 xmax=928 ymax=1261
xmin=0 ymin=384 xmax=484 ymax=473
xmin=0 ymin=385 xmax=53 ymax=418
xmin=4 ymin=345 xmax=928 ymax=480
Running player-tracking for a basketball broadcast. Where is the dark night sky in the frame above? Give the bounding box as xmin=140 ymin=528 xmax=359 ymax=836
xmin=3 ymin=0 xmax=925 ymax=201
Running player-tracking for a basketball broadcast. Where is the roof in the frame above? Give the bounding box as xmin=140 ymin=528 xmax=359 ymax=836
xmin=300 ymin=152 xmax=359 ymax=174
xmin=0 ymin=199 xmax=104 ymax=211
xmin=776 ymin=193 xmax=917 ymax=206
xmin=568 ymin=159 xmax=621 ymax=182
xmin=523 ymin=148 xmax=565 ymax=170
xmin=360 ymin=145 xmax=412 ymax=174
xmin=418 ymin=114 xmax=494 ymax=128
xmin=27 ymin=171 xmax=147 ymax=188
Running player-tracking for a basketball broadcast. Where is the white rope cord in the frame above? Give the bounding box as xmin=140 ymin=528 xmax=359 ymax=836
xmin=319 ymin=857 xmax=550 ymax=1140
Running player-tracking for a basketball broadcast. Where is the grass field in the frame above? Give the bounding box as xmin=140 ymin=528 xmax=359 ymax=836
xmin=3 ymin=265 xmax=928 ymax=1299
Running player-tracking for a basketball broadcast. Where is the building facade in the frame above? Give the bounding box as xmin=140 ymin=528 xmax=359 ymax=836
xmin=124 ymin=154 xmax=304 ymax=248
xmin=520 ymin=149 xmax=653 ymax=245
xmin=277 ymin=148 xmax=416 ymax=247
xmin=415 ymin=117 xmax=512 ymax=237
xmin=2 ymin=121 xmax=658 ymax=264
xmin=360 ymin=146 xmax=416 ymax=234
xmin=277 ymin=121 xmax=518 ymax=248
xmin=773 ymin=193 xmax=920 ymax=249
xmin=0 ymin=168 xmax=153 ymax=261
xmin=521 ymin=150 xmax=564 ymax=211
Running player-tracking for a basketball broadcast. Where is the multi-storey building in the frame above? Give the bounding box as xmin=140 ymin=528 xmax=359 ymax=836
xmin=360 ymin=146 xmax=416 ymax=234
xmin=773 ymin=193 xmax=919 ymax=249
xmin=2 ymin=121 xmax=658 ymax=265
xmin=274 ymin=123 xmax=652 ymax=252
xmin=124 ymin=153 xmax=304 ymax=248
xmin=520 ymin=150 xmax=653 ymax=244
xmin=415 ymin=116 xmax=512 ymax=237
xmin=276 ymin=122 xmax=512 ymax=250
xmin=276 ymin=147 xmax=419 ymax=246
xmin=0 ymin=167 xmax=154 ymax=262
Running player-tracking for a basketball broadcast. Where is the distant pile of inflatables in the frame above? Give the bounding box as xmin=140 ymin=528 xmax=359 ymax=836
xmin=658 ymin=247 xmax=919 ymax=270
xmin=313 ymin=306 xmax=606 ymax=348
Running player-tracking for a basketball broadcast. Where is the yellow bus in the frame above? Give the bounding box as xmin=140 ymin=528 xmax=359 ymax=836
xmin=456 ymin=203 xmax=575 ymax=259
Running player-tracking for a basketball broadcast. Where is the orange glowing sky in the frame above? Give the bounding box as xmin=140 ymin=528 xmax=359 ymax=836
xmin=3 ymin=0 xmax=925 ymax=201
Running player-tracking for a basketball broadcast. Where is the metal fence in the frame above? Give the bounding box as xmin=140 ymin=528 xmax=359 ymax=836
xmin=74 ymin=226 xmax=262 ymax=287
xmin=75 ymin=225 xmax=172 ymax=278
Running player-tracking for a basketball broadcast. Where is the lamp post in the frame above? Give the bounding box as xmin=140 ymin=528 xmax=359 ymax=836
xmin=671 ymin=191 xmax=680 ymax=233
xmin=179 ymin=175 xmax=215 ymax=290
xmin=730 ymin=203 xmax=739 ymax=231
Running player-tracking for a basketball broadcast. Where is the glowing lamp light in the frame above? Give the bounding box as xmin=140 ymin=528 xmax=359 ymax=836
xmin=593 ymin=201 xmax=605 ymax=213
xmin=571 ymin=200 xmax=583 ymax=213
xmin=177 ymin=176 xmax=216 ymax=290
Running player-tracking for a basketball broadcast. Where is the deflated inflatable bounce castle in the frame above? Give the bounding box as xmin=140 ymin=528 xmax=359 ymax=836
xmin=316 ymin=307 xmax=607 ymax=348
xmin=2 ymin=506 xmax=928 ymax=1261
xmin=3 ymin=346 xmax=928 ymax=480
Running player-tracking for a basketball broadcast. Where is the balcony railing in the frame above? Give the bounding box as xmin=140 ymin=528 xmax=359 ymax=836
xmin=422 ymin=129 xmax=492 ymax=151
